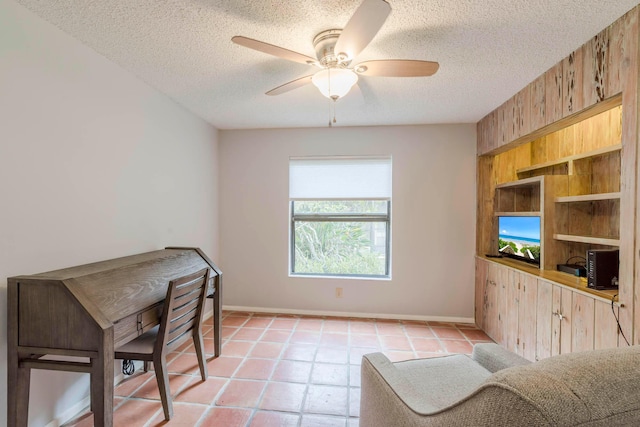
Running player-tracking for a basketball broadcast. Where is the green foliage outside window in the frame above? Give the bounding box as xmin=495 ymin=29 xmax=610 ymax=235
xmin=292 ymin=201 xmax=388 ymax=276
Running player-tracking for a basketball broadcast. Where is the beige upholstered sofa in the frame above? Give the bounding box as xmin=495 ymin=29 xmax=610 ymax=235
xmin=360 ymin=343 xmax=640 ymax=426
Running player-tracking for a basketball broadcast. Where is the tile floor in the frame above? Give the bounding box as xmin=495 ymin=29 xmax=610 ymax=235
xmin=64 ymin=311 xmax=491 ymax=427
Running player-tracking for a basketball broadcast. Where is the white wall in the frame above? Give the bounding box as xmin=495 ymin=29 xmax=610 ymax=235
xmin=219 ymin=125 xmax=476 ymax=319
xmin=0 ymin=1 xmax=219 ymax=425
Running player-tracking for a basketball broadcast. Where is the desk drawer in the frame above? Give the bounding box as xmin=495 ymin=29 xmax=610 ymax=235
xmin=113 ymin=303 xmax=163 ymax=347
xmin=114 ymin=313 xmax=138 ymax=347
xmin=139 ymin=303 xmax=162 ymax=333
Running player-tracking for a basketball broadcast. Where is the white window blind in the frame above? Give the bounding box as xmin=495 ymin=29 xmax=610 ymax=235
xmin=289 ymin=157 xmax=392 ymax=200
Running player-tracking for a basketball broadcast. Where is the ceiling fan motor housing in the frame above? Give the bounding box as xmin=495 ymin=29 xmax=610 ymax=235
xmin=313 ymin=29 xmax=349 ymax=68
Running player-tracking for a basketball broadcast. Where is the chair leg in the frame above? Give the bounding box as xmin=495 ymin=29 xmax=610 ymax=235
xmin=193 ymin=330 xmax=208 ymax=381
xmin=153 ymin=355 xmax=173 ymax=421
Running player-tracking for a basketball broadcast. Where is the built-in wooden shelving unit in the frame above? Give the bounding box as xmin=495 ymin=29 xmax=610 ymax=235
xmin=481 ymin=103 xmax=622 ymax=278
xmin=475 ymin=5 xmax=638 ymax=359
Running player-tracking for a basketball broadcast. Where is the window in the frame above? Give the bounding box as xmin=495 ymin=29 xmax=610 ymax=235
xmin=289 ymin=157 xmax=391 ymax=278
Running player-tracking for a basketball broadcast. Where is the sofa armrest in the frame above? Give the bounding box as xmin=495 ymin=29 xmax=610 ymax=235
xmin=360 ymin=352 xmax=492 ymax=415
xmin=361 ymin=353 xmax=428 ymax=411
xmin=360 ymin=352 xmax=549 ymax=427
xmin=472 ymin=343 xmax=531 ymax=373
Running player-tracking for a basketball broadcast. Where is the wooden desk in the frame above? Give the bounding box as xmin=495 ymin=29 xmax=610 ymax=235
xmin=7 ymin=247 xmax=222 ymax=427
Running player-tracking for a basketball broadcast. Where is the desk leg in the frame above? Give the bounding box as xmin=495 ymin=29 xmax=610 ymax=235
xmin=213 ymin=276 xmax=222 ymax=357
xmin=92 ymin=329 xmax=114 ymax=427
xmin=8 ymin=362 xmax=30 ymax=427
xmin=8 ymin=283 xmax=29 ymax=427
xmin=91 ymin=352 xmax=114 ymax=427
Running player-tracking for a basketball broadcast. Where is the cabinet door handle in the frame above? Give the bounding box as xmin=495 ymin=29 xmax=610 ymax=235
xmin=553 ymin=310 xmax=564 ymax=321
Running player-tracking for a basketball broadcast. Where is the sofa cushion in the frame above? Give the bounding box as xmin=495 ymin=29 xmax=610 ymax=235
xmin=385 ymin=354 xmax=492 ymax=413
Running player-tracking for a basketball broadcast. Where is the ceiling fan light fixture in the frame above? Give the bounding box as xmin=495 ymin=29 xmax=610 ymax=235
xmin=354 ymin=65 xmax=368 ymax=74
xmin=311 ymin=68 xmax=358 ymax=99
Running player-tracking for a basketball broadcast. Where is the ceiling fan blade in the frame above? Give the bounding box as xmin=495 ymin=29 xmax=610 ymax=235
xmin=266 ymin=75 xmax=314 ymax=96
xmin=354 ymin=60 xmax=440 ymax=77
xmin=232 ymin=36 xmax=317 ymax=65
xmin=334 ymin=0 xmax=391 ymax=61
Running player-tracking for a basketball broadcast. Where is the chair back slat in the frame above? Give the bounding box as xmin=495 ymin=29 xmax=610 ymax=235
xmin=173 ymin=277 xmax=204 ymax=300
xmin=167 ymin=316 xmax=197 ymax=346
xmin=169 ymin=298 xmax=199 ymax=325
xmin=156 ymin=268 xmax=209 ymax=354
xmin=167 ymin=301 xmax=199 ymax=343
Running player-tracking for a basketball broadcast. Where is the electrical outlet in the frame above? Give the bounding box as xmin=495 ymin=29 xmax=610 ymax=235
xmin=335 ymin=287 xmax=343 ymax=298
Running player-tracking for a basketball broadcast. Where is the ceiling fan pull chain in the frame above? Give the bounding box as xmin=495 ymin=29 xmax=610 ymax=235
xmin=328 ymin=68 xmax=333 ymax=127
xmin=327 ymin=98 xmax=338 ymax=127
xmin=333 ymin=100 xmax=337 ymax=124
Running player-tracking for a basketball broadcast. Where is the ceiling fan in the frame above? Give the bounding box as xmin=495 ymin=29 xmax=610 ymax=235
xmin=232 ymin=0 xmax=439 ymax=102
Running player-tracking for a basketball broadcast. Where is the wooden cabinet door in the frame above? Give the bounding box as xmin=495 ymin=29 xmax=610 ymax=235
xmin=504 ymin=270 xmax=520 ymax=353
xmin=536 ymin=280 xmax=554 ymax=360
xmin=559 ymin=287 xmax=573 ymax=354
xmin=486 ymin=284 xmax=499 ymax=342
xmin=484 ymin=262 xmax=507 ymax=344
xmin=483 ymin=263 xmax=499 ymax=342
xmin=495 ymin=264 xmax=509 ymax=346
xmin=518 ymin=275 xmax=538 ymax=361
xmin=475 ymin=258 xmax=488 ymax=329
xmin=571 ymin=293 xmax=595 ymax=353
xmin=594 ymin=299 xmax=620 ymax=350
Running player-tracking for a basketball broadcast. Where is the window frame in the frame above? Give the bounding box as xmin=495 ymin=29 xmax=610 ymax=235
xmin=289 ymin=199 xmax=391 ymax=279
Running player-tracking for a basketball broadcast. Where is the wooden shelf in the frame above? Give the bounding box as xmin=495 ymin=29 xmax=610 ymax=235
xmin=495 ymin=211 xmax=540 ymax=217
xmin=555 ymin=192 xmax=621 ymax=203
xmin=495 ymin=175 xmax=542 ymax=189
xmin=516 ymin=143 xmax=622 ymax=176
xmin=553 ymin=234 xmax=620 ymax=246
xmin=494 ymin=176 xmax=543 ymax=214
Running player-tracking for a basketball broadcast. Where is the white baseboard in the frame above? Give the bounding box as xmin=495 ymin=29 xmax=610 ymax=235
xmin=223 ymin=305 xmax=475 ymax=324
xmin=44 ymin=395 xmax=91 ymax=427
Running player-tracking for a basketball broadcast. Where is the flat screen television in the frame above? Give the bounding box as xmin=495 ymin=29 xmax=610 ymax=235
xmin=498 ymin=216 xmax=541 ymax=266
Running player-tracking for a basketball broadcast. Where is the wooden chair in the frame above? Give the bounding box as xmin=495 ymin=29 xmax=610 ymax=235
xmin=115 ymin=268 xmax=210 ymax=420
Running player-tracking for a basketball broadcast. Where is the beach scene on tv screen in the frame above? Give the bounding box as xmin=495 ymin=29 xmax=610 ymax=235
xmin=498 ymin=216 xmax=541 ymax=262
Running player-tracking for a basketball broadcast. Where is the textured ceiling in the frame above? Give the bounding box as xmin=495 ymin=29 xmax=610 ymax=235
xmin=15 ymin=0 xmax=640 ymax=129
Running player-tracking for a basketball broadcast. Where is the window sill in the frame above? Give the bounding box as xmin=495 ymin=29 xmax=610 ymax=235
xmin=289 ymin=273 xmax=391 ymax=281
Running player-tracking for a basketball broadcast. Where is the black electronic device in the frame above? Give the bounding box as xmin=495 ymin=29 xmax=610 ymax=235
xmin=556 ymin=263 xmax=586 ymax=277
xmin=586 ymin=249 xmax=619 ymax=290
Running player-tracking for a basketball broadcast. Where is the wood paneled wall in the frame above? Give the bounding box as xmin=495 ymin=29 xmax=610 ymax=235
xmin=477 ymin=11 xmax=634 ymax=156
